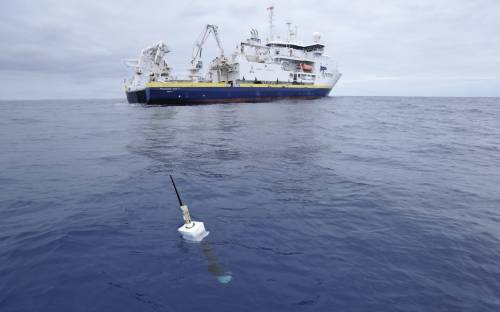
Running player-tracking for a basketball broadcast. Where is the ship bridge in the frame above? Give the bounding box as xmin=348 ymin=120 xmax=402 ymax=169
xmin=266 ymin=42 xmax=325 ymax=52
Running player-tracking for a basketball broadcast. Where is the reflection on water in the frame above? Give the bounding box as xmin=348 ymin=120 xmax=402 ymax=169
xmin=200 ymin=241 xmax=232 ymax=284
xmin=127 ymin=105 xmax=247 ymax=175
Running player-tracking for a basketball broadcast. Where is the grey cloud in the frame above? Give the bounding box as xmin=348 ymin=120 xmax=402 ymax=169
xmin=0 ymin=0 xmax=499 ymax=99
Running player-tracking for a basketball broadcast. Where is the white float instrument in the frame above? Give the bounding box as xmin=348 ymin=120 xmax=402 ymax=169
xmin=169 ymin=175 xmax=209 ymax=242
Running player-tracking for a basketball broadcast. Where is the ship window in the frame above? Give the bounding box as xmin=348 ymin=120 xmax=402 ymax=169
xmin=275 ymin=50 xmax=280 ymax=55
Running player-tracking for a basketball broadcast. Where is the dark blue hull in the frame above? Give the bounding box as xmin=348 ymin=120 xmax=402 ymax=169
xmin=126 ymin=87 xmax=332 ymax=105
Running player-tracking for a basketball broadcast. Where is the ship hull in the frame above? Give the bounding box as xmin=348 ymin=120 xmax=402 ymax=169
xmin=126 ymin=89 xmax=147 ymax=103
xmin=126 ymin=86 xmax=332 ymax=105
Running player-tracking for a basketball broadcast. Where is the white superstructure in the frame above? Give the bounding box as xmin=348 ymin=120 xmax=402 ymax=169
xmin=125 ymin=6 xmax=341 ymax=94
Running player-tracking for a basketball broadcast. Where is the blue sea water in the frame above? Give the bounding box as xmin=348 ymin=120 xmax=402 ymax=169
xmin=1 ymin=97 xmax=500 ymax=311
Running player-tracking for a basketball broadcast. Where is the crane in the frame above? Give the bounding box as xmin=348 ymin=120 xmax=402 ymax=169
xmin=191 ymin=24 xmax=224 ymax=73
xmin=125 ymin=41 xmax=171 ymax=89
xmin=125 ymin=41 xmax=170 ymax=77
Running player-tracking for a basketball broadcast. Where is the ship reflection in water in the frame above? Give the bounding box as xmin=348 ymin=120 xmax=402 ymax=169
xmin=200 ymin=241 xmax=232 ymax=284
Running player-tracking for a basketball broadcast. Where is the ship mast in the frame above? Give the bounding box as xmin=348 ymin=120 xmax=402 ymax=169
xmin=267 ymin=5 xmax=274 ymax=42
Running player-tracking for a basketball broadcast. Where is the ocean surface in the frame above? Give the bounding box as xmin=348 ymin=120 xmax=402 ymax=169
xmin=1 ymin=97 xmax=500 ymax=311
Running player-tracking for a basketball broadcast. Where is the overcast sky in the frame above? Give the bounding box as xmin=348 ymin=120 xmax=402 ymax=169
xmin=1 ymin=0 xmax=499 ymax=99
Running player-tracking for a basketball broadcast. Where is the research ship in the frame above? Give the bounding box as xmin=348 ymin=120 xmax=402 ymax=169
xmin=124 ymin=7 xmax=341 ymax=104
